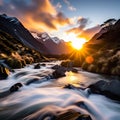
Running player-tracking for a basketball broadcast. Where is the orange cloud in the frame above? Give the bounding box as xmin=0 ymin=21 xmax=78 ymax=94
xmin=78 ymin=25 xmax=101 ymax=40
xmin=66 ymin=17 xmax=101 ymax=40
xmin=66 ymin=17 xmax=89 ymax=34
xmin=0 ymin=0 xmax=71 ymax=32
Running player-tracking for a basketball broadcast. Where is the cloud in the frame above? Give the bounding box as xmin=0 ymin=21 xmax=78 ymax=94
xmin=78 ymin=25 xmax=101 ymax=40
xmin=66 ymin=17 xmax=101 ymax=40
xmin=56 ymin=2 xmax=62 ymax=9
xmin=63 ymin=0 xmax=76 ymax=11
xmin=66 ymin=17 xmax=89 ymax=34
xmin=0 ymin=0 xmax=71 ymax=32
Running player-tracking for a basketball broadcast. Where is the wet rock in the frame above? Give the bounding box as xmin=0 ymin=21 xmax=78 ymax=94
xmin=52 ymin=65 xmax=78 ymax=79
xmin=40 ymin=63 xmax=46 ymax=66
xmin=52 ymin=64 xmax=78 ymax=73
xmin=0 ymin=64 xmax=10 ymax=80
xmin=89 ymin=80 xmax=120 ymax=101
xmin=52 ymin=65 xmax=60 ymax=70
xmin=76 ymin=114 xmax=92 ymax=120
xmin=9 ymin=83 xmax=23 ymax=92
xmin=34 ymin=63 xmax=41 ymax=69
xmin=71 ymin=68 xmax=78 ymax=73
xmin=63 ymin=84 xmax=75 ymax=89
xmin=52 ymin=67 xmax=66 ymax=78
xmin=56 ymin=110 xmax=81 ymax=120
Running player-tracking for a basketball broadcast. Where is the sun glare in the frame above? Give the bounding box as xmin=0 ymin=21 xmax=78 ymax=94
xmin=71 ymin=38 xmax=86 ymax=50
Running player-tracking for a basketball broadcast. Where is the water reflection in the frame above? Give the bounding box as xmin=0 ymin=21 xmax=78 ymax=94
xmin=65 ymin=71 xmax=78 ymax=83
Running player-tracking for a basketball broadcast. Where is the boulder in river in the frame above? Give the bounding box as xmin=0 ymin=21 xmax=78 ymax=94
xmin=88 ymin=80 xmax=120 ymax=101
xmin=34 ymin=63 xmax=41 ymax=69
xmin=52 ymin=64 xmax=78 ymax=72
xmin=9 ymin=83 xmax=23 ymax=92
xmin=52 ymin=67 xmax=66 ymax=78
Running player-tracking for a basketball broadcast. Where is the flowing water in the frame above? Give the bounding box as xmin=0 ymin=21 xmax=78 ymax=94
xmin=0 ymin=61 xmax=120 ymax=120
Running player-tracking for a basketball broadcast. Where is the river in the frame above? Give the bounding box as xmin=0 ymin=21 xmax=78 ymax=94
xmin=0 ymin=61 xmax=120 ymax=120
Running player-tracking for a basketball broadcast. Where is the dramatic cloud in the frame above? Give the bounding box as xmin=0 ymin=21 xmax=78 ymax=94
xmin=63 ymin=0 xmax=76 ymax=11
xmin=0 ymin=0 xmax=71 ymax=32
xmin=66 ymin=17 xmax=89 ymax=34
xmin=78 ymin=25 xmax=101 ymax=40
xmin=66 ymin=17 xmax=101 ymax=40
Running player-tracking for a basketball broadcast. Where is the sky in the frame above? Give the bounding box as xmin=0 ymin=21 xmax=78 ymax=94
xmin=0 ymin=0 xmax=120 ymax=41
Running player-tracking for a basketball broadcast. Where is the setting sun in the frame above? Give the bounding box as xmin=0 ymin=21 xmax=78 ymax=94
xmin=62 ymin=33 xmax=87 ymax=50
xmin=71 ymin=38 xmax=86 ymax=50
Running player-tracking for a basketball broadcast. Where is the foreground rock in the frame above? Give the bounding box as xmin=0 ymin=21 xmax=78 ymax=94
xmin=52 ymin=66 xmax=66 ymax=78
xmin=88 ymin=80 xmax=120 ymax=101
xmin=24 ymin=105 xmax=92 ymax=120
xmin=52 ymin=65 xmax=78 ymax=79
xmin=10 ymin=83 xmax=23 ymax=92
xmin=34 ymin=63 xmax=41 ymax=69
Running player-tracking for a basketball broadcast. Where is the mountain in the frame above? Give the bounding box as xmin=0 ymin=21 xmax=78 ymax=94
xmin=81 ymin=19 xmax=120 ymax=75
xmin=32 ymin=32 xmax=72 ymax=55
xmin=0 ymin=14 xmax=48 ymax=54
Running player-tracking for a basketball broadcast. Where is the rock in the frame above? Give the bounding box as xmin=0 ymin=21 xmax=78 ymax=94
xmin=9 ymin=83 xmax=23 ymax=92
xmin=71 ymin=68 xmax=78 ymax=73
xmin=52 ymin=67 xmax=66 ymax=78
xmin=52 ymin=65 xmax=60 ymax=70
xmin=52 ymin=64 xmax=78 ymax=73
xmin=88 ymin=80 xmax=120 ymax=101
xmin=76 ymin=114 xmax=92 ymax=120
xmin=63 ymin=84 xmax=74 ymax=89
xmin=0 ymin=64 xmax=10 ymax=80
xmin=5 ymin=57 xmax=23 ymax=69
xmin=56 ymin=110 xmax=81 ymax=120
xmin=52 ymin=64 xmax=78 ymax=79
xmin=40 ymin=63 xmax=46 ymax=66
xmin=34 ymin=63 xmax=41 ymax=69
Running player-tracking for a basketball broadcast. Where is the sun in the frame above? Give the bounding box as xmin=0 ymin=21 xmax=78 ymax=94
xmin=71 ymin=38 xmax=86 ymax=50
xmin=62 ymin=33 xmax=87 ymax=50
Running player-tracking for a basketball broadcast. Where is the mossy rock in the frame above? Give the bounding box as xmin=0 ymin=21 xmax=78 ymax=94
xmin=5 ymin=57 xmax=23 ymax=69
xmin=23 ymin=56 xmax=34 ymax=64
xmin=0 ymin=64 xmax=10 ymax=80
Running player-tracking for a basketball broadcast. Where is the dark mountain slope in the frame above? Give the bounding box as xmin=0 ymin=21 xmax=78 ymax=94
xmin=81 ymin=19 xmax=120 ymax=75
xmin=0 ymin=14 xmax=48 ymax=54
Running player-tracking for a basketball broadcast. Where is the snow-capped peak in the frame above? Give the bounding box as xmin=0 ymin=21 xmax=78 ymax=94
xmin=52 ymin=37 xmax=61 ymax=44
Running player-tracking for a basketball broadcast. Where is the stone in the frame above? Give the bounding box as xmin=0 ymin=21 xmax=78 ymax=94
xmin=88 ymin=80 xmax=120 ymax=101
xmin=76 ymin=114 xmax=92 ymax=120
xmin=34 ymin=63 xmax=41 ymax=69
xmin=52 ymin=67 xmax=66 ymax=78
xmin=9 ymin=83 xmax=23 ymax=92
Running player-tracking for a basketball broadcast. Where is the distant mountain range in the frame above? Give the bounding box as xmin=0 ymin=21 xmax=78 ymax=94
xmin=32 ymin=32 xmax=72 ymax=55
xmin=0 ymin=14 xmax=72 ymax=55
